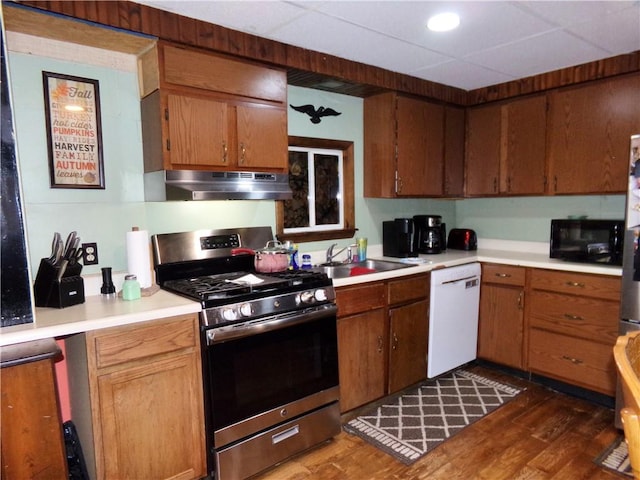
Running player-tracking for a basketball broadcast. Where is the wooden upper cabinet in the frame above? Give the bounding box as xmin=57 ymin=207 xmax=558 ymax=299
xmin=466 ymin=103 xmax=501 ymax=195
xmin=166 ymin=94 xmax=229 ymax=168
xmin=364 ymin=92 xmax=446 ymax=198
xmin=443 ymin=105 xmax=465 ymax=197
xmin=236 ymin=104 xmax=288 ymax=170
xmin=160 ymin=43 xmax=286 ymax=103
xmin=547 ymin=73 xmax=640 ymax=194
xmin=466 ymin=94 xmax=546 ymax=196
xmin=502 ymin=95 xmax=547 ymax=195
xmin=142 ymin=42 xmax=288 ymax=172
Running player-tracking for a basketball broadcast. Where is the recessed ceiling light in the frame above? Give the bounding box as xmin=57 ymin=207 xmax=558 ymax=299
xmin=427 ymin=12 xmax=460 ymax=32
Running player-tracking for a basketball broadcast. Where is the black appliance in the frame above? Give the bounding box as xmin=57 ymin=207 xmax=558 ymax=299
xmin=448 ymin=228 xmax=478 ymax=251
xmin=382 ymin=218 xmax=416 ymax=258
xmin=550 ymin=219 xmax=624 ymax=265
xmin=152 ymin=227 xmax=340 ymax=480
xmin=413 ymin=215 xmax=445 ymax=254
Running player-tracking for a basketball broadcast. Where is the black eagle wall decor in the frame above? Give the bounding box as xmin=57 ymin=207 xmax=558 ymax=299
xmin=290 ymin=104 xmax=342 ymax=124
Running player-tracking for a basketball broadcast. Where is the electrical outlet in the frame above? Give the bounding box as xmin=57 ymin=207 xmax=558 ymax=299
xmin=82 ymin=242 xmax=99 ymax=265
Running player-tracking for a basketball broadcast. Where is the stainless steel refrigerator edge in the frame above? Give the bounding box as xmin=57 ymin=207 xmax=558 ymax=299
xmin=616 ymin=134 xmax=640 ymax=428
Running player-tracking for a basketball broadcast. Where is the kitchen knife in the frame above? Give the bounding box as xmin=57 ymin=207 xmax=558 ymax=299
xmin=63 ymin=231 xmax=77 ymax=260
xmin=48 ymin=232 xmax=62 ymax=262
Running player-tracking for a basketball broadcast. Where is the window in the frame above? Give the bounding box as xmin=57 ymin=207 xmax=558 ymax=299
xmin=276 ymin=137 xmax=355 ymax=243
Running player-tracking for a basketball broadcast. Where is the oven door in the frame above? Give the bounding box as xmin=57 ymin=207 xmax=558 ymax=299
xmin=203 ymin=304 xmax=339 ymax=448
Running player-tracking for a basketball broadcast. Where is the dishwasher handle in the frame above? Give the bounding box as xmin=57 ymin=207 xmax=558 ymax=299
xmin=440 ymin=274 xmax=479 ymax=286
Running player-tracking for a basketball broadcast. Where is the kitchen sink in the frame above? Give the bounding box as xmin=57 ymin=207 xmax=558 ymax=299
xmin=313 ymin=259 xmax=411 ymax=279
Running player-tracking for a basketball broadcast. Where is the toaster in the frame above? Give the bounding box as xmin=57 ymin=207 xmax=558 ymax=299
xmin=447 ymin=228 xmax=477 ymax=251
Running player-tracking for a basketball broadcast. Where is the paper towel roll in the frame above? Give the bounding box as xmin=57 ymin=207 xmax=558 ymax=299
xmin=126 ymin=228 xmax=152 ymax=288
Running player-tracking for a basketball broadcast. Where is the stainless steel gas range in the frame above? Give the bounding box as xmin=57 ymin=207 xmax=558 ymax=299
xmin=152 ymin=227 xmax=340 ymax=480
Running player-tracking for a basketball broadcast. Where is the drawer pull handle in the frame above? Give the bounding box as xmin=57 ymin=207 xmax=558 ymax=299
xmin=563 ymin=314 xmax=584 ymax=321
xmin=272 ymin=424 xmax=299 ymax=444
xmin=565 ymin=281 xmax=585 ymax=288
xmin=222 ymin=141 xmax=228 ymax=163
xmin=392 ymin=333 xmax=399 ymax=350
xmin=496 ymin=273 xmax=512 ymax=278
xmin=517 ymin=292 xmax=523 ymax=310
xmin=562 ymin=355 xmax=583 ymax=365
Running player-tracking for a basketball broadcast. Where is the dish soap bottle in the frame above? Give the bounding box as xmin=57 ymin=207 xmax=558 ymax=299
xmin=122 ymin=274 xmax=141 ymax=301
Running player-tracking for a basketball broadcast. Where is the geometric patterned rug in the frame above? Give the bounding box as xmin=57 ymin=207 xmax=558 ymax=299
xmin=343 ymin=369 xmax=523 ymax=465
xmin=594 ymin=435 xmax=633 ymax=477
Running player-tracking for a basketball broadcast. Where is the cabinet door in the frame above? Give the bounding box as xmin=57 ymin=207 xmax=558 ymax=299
xmin=97 ymin=352 xmax=206 ymax=480
xmin=388 ymin=299 xmax=429 ymax=393
xmin=547 ymin=73 xmax=640 ymax=194
xmin=466 ymin=103 xmax=501 ymax=195
xmin=396 ymin=96 xmax=444 ymax=196
xmin=444 ymin=106 xmax=465 ymax=197
xmin=337 ymin=309 xmax=386 ymax=412
xmin=236 ymin=105 xmax=287 ymax=170
xmin=503 ymin=95 xmax=546 ymax=195
xmin=478 ymin=284 xmax=524 ymax=369
xmin=167 ymin=93 xmax=229 ymax=167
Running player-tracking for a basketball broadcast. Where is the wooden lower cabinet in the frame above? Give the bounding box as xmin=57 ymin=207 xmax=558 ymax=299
xmin=527 ymin=269 xmax=620 ymax=396
xmin=336 ymin=274 xmax=429 ymax=413
xmin=1 ymin=339 xmax=68 ymax=480
xmin=388 ymin=299 xmax=429 ymax=393
xmin=336 ymin=282 xmax=386 ymax=412
xmin=337 ymin=308 xmax=387 ymax=412
xmin=66 ymin=314 xmax=206 ymax=480
xmin=477 ymin=264 xmax=525 ymax=369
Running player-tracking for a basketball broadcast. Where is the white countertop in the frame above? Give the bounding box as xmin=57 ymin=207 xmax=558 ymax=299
xmin=0 ymin=240 xmax=622 ymax=347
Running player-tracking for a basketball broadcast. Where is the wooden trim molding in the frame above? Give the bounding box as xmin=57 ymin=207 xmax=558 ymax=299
xmin=10 ymin=1 xmax=640 ymax=106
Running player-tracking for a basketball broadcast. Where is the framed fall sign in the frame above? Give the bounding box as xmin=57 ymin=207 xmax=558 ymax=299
xmin=42 ymin=72 xmax=105 ymax=189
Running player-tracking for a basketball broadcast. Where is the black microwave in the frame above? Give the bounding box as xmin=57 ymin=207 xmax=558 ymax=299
xmin=550 ymin=219 xmax=624 ymax=265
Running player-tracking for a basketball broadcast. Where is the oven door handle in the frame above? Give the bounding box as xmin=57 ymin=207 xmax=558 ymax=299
xmin=206 ymin=304 xmax=338 ymax=345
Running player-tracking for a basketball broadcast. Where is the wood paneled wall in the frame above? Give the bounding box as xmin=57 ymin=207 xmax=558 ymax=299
xmin=13 ymin=1 xmax=640 ymax=106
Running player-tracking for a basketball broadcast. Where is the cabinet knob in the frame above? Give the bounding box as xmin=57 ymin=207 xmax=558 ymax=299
xmin=561 ymin=355 xmax=583 ymax=365
xmin=222 ymin=141 xmax=228 ymax=163
xmin=377 ymin=335 xmax=384 ymax=354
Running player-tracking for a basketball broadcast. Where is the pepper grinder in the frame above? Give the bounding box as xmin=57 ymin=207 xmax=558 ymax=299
xmin=101 ymin=267 xmax=116 ymax=297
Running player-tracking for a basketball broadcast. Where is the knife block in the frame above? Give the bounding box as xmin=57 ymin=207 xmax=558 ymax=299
xmin=33 ymin=258 xmax=85 ymax=308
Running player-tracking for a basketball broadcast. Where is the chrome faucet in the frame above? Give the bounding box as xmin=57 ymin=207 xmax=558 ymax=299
xmin=326 ymin=243 xmax=352 ymax=264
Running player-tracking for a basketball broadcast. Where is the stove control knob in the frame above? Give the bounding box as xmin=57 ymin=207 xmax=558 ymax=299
xmin=221 ymin=308 xmax=238 ymax=321
xmin=314 ymin=289 xmax=327 ymax=302
xmin=300 ymin=291 xmax=315 ymax=304
xmin=239 ymin=303 xmax=252 ymax=317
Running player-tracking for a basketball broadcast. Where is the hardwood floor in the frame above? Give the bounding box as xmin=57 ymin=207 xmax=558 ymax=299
xmin=254 ymin=365 xmax=624 ymax=479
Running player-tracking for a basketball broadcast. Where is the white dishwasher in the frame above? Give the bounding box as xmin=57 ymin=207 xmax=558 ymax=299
xmin=428 ymin=262 xmax=481 ymax=378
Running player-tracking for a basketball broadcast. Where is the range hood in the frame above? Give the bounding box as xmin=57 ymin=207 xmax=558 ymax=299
xmin=144 ymin=170 xmax=292 ymax=201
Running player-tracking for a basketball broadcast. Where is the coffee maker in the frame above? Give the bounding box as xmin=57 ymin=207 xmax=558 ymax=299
xmin=413 ymin=215 xmax=445 ymax=254
xmin=383 ymin=218 xmax=416 ymax=258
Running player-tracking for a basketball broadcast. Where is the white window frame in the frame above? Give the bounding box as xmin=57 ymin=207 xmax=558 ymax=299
xmin=284 ymin=146 xmax=344 ymax=234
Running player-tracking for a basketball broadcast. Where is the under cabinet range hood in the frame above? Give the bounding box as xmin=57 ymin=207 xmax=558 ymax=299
xmin=144 ymin=170 xmax=293 ymax=201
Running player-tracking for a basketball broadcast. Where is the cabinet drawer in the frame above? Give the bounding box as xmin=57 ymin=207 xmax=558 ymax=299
xmin=336 ymin=283 xmax=385 ymax=317
xmin=161 ymin=44 xmax=286 ymax=103
xmin=482 ymin=264 xmax=525 ymax=286
xmin=528 ymin=328 xmax=616 ymax=395
xmin=530 ymin=269 xmax=620 ymax=301
xmin=90 ymin=314 xmax=198 ymax=369
xmin=529 ymin=291 xmax=619 ymax=343
xmin=387 ymin=274 xmax=429 ymax=305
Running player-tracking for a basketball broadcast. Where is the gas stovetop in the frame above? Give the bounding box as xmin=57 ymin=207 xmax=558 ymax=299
xmin=152 ymin=227 xmax=336 ymax=327
xmin=163 ymin=269 xmax=332 ymax=308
